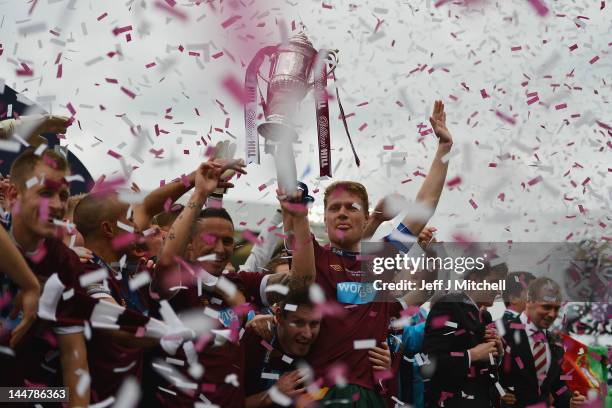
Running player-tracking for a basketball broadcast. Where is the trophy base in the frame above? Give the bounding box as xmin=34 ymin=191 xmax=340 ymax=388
xmin=257 ymin=115 xmax=298 ymax=141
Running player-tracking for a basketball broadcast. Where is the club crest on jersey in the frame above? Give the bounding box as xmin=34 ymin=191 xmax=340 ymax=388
xmin=330 ymin=264 xmax=343 ymax=272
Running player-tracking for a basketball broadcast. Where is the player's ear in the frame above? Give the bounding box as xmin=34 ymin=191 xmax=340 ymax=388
xmin=100 ymin=220 xmax=114 ymax=238
xmin=6 ymin=181 xmax=20 ymax=202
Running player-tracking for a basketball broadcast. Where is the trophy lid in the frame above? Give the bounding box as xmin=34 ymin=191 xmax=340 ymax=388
xmin=289 ymin=32 xmax=314 ymax=49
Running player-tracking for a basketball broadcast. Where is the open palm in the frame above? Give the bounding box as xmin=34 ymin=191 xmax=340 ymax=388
xmin=430 ymin=100 xmax=452 ymax=146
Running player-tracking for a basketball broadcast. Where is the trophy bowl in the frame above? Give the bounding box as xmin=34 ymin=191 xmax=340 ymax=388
xmin=257 ymin=32 xmax=317 ymax=142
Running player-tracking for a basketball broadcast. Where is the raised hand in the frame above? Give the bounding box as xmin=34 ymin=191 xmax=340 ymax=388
xmin=570 ymin=391 xmax=586 ymax=408
xmin=371 ymin=194 xmax=404 ymax=222
xmin=246 ymin=314 xmax=275 ymax=342
xmin=275 ymin=370 xmax=306 ymax=398
xmin=484 ymin=328 xmax=504 ymax=356
xmin=430 ymin=100 xmax=452 ymax=147
xmin=277 ymin=187 xmax=308 ymax=219
xmin=501 ymin=392 xmax=516 ymax=405
xmin=418 ymin=226 xmax=438 ymax=248
xmin=469 ymin=341 xmax=498 ymax=362
xmin=194 ymin=162 xmax=223 ymax=198
xmin=368 ymin=342 xmax=391 ymax=371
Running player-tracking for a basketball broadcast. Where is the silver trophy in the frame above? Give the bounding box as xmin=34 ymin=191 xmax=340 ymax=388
xmin=257 ymin=32 xmax=318 ymax=141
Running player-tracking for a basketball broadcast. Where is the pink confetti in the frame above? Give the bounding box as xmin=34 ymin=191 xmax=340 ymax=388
xmin=450 ymin=351 xmax=464 ymax=357
xmin=358 ymin=123 xmax=368 ymax=131
xmin=559 ymin=374 xmax=572 ymax=381
xmin=243 ymin=230 xmax=262 ymax=245
xmin=495 ymin=111 xmax=516 ymax=125
xmin=434 ymin=0 xmax=451 ymax=6
xmin=212 ymin=51 xmax=224 ymax=59
xmin=16 ymin=62 xmax=33 ymax=76
xmin=135 ymin=327 xmax=146 ymax=338
xmin=154 ymin=1 xmax=188 ymax=21
xmin=39 ymin=198 xmax=49 ymax=222
xmin=29 ymin=240 xmax=47 ymax=263
xmin=121 ymin=86 xmax=136 ymax=99
xmin=322 ymin=3 xmax=332 ymax=9
xmin=97 ymin=12 xmax=108 ymax=21
xmin=528 ymin=175 xmax=543 ymax=186
xmin=373 ymin=369 xmax=393 ymax=382
xmin=555 ymin=385 xmax=568 ymax=396
xmin=107 ymin=149 xmax=122 ymax=159
xmin=56 ymin=64 xmax=62 ymax=78
xmin=555 ymin=103 xmax=567 ymax=110
xmin=145 ymin=62 xmax=156 ymax=68
xmin=383 ymin=145 xmax=394 ymax=150
xmin=527 ymin=96 xmax=539 ymax=105
xmin=511 ymin=46 xmax=522 ymax=52
xmin=569 ymin=44 xmax=578 ymax=51
xmin=446 ymin=176 xmax=462 ymax=188
xmin=221 ymin=15 xmax=242 ymax=29
xmin=112 ymin=25 xmax=132 ymax=36
xmin=515 ymin=356 xmax=524 ymax=369
xmin=431 ymin=315 xmax=449 ymax=329
xmin=112 ymin=232 xmax=137 ymax=250
xmin=480 ymin=89 xmax=489 ymax=99
xmin=222 ymin=75 xmax=249 ymax=105
xmin=469 ymin=198 xmax=478 ymax=209
xmin=527 ymin=0 xmax=549 ymax=16
xmin=260 ymin=340 xmax=273 ymax=351
xmin=66 ymin=102 xmax=76 ymax=117
xmin=589 ymin=56 xmax=600 ymax=64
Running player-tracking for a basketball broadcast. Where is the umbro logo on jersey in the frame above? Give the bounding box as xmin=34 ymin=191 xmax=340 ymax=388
xmin=330 ymin=264 xmax=343 ymax=272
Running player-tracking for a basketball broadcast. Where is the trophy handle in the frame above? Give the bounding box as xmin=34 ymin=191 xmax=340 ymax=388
xmin=306 ymin=49 xmax=339 ymax=88
xmin=257 ymin=69 xmax=270 ymax=84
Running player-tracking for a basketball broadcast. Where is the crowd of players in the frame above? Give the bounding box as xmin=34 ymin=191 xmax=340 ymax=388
xmin=0 ymin=101 xmax=599 ymax=407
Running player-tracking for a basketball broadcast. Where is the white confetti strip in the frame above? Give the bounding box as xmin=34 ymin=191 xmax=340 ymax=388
xmin=353 ymin=339 xmax=376 ymax=350
xmin=113 ymin=377 xmax=140 ymax=408
xmin=116 ymin=221 xmax=134 ymax=233
xmin=268 ymin=385 xmax=292 ymax=407
xmin=261 ymin=372 xmax=280 ymax=380
xmin=25 ymin=176 xmax=39 ymax=189
xmin=128 ymin=271 xmax=151 ymax=291
xmin=283 ymin=303 xmax=297 ymax=312
xmin=113 ymin=361 xmax=137 ymax=373
xmin=79 ymin=268 xmax=108 ymax=287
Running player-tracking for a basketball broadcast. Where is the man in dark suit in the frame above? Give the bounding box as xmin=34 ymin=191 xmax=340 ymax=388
xmin=422 ymin=262 xmax=507 ymax=408
xmin=500 ymin=271 xmax=535 ymax=332
xmin=500 ymin=277 xmax=587 ymax=407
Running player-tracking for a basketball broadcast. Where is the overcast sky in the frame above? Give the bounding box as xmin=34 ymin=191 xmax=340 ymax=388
xmin=1 ymin=0 xmax=610 ymax=243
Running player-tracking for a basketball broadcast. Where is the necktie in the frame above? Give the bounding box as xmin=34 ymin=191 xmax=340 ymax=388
xmin=532 ymin=330 xmax=548 ymax=387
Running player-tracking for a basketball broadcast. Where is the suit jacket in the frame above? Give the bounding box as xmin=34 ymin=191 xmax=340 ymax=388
xmin=422 ymin=291 xmax=499 ymax=408
xmin=500 ymin=316 xmax=571 ymax=408
xmin=501 ymin=310 xmax=519 ymax=334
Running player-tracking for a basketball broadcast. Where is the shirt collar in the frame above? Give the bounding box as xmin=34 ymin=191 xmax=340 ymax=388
xmin=520 ymin=312 xmax=547 ymax=336
xmin=505 ymin=309 xmax=520 ymax=317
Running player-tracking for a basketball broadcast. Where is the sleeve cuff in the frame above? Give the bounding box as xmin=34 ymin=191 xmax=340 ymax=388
xmin=467 ymin=349 xmax=471 ymax=368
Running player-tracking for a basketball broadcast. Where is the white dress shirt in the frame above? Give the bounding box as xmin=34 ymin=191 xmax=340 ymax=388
xmin=520 ymin=312 xmax=551 ymax=374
